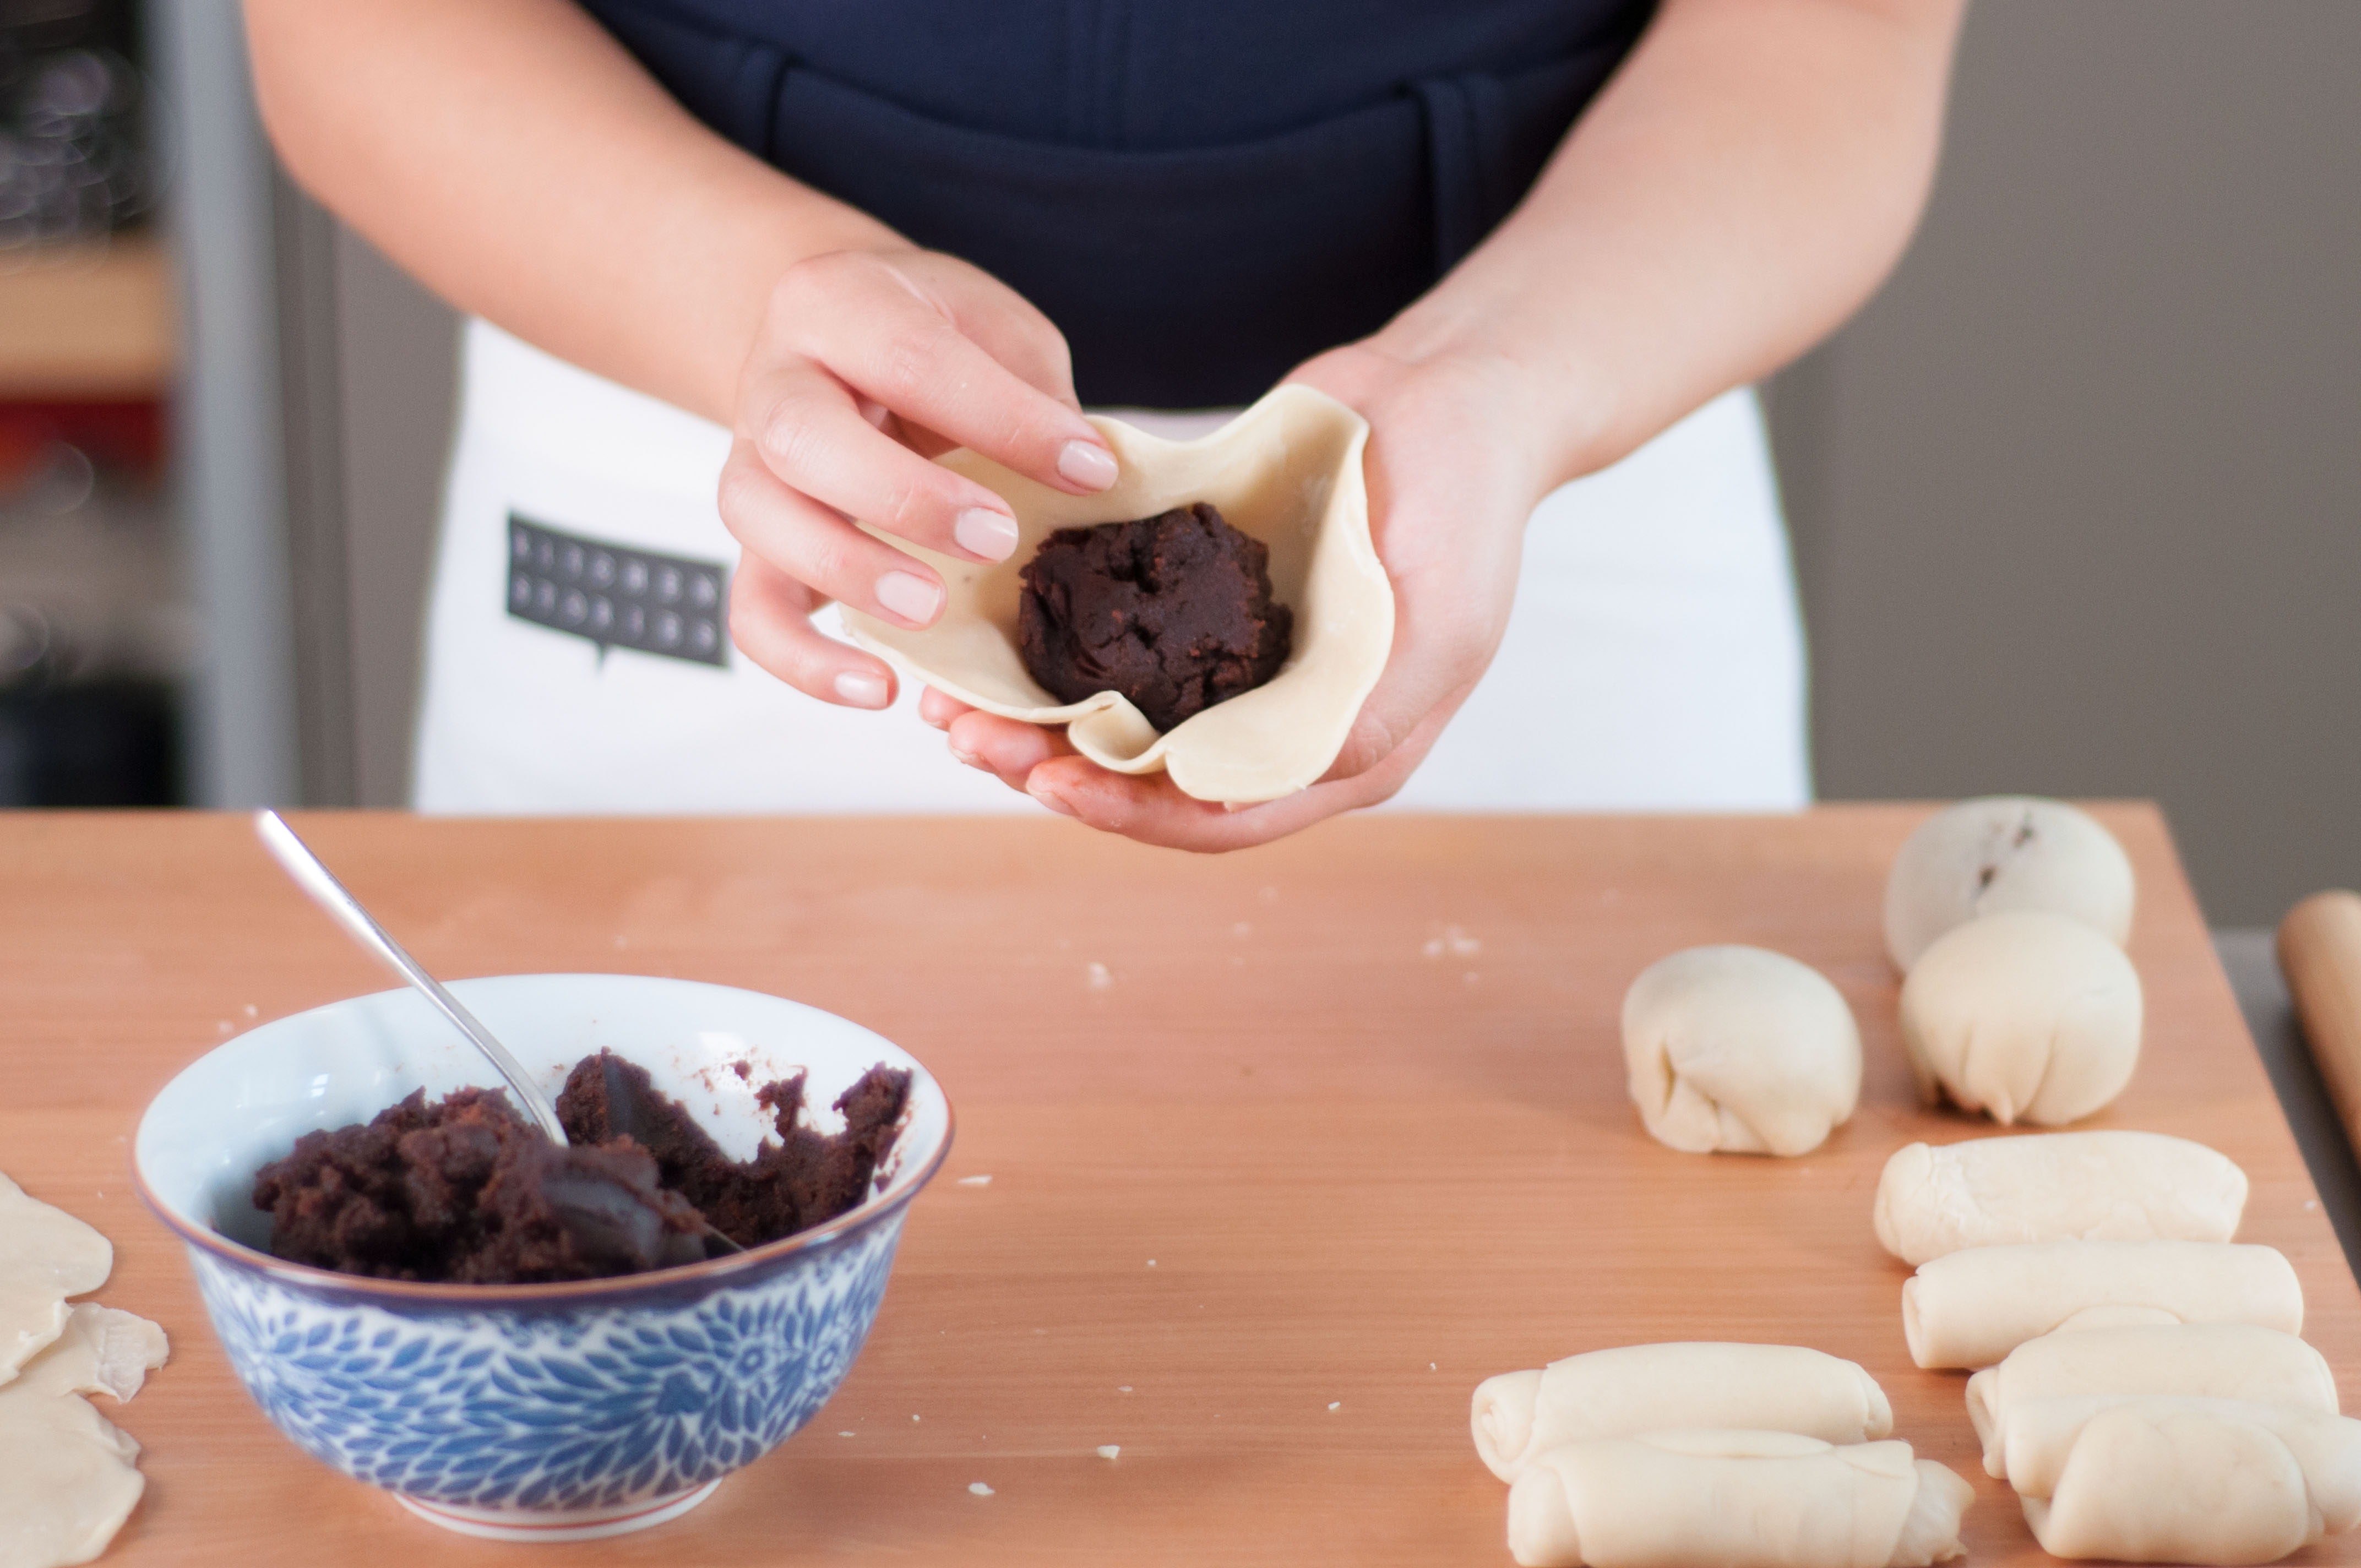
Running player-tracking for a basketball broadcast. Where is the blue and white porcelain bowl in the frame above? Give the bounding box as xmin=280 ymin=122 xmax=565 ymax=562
xmin=134 ymin=973 xmax=953 ymax=1542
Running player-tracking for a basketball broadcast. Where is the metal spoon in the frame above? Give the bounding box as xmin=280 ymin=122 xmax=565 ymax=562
xmin=253 ymin=810 xmax=743 ymax=1256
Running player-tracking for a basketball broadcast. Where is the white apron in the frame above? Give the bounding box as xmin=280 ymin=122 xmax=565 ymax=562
xmin=412 ymin=321 xmax=1809 ymax=814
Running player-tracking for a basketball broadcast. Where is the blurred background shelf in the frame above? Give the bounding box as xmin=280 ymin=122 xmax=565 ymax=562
xmin=0 ymin=233 xmax=175 ymax=399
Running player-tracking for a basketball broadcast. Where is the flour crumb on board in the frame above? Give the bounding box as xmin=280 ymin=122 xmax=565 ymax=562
xmin=969 ymin=1482 xmax=994 ymax=1497
xmin=839 ymin=1430 xmax=855 ymax=1438
xmin=912 ymin=1414 xmax=921 ymax=1422
xmin=1086 ymin=962 xmax=1112 ymax=990
xmin=1328 ymin=1401 xmax=1341 ymax=1412
xmin=1118 ymin=1385 xmax=1133 ymax=1393
xmin=956 ymin=1174 xmax=993 ymax=1187
xmin=1146 ymin=1259 xmax=1156 ymax=1267
xmin=1097 ymin=1444 xmax=1121 ymax=1460
xmin=1232 ymin=922 xmax=1252 ymax=938
xmin=1422 ymin=924 xmax=1482 ymax=959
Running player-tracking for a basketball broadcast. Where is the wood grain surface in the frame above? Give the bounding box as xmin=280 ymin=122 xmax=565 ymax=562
xmin=0 ymin=806 xmax=2351 ymax=1567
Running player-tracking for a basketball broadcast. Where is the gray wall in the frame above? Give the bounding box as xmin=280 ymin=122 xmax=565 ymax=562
xmin=1771 ymin=0 xmax=2361 ymax=927
xmin=296 ymin=2 xmax=2359 ymax=925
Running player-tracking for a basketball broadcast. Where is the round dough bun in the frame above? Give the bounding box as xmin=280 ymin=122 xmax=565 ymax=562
xmin=1623 ymin=946 xmax=1862 ymax=1157
xmin=1884 ymin=797 xmax=2135 ymax=973
xmin=1900 ymin=911 xmax=2142 ymax=1126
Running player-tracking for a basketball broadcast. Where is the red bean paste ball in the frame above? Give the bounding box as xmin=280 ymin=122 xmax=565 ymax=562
xmin=1016 ymin=502 xmax=1292 ymax=732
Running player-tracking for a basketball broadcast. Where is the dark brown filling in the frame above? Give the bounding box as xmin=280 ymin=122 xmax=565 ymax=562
xmin=248 ymin=1053 xmax=911 ymax=1284
xmin=1016 ymin=502 xmax=1292 ymax=733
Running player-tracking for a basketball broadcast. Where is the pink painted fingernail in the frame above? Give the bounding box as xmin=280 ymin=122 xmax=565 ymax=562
xmin=834 ymin=671 xmax=889 ymax=708
xmin=1056 ymin=439 xmax=1117 ymax=492
xmin=953 ymin=507 xmax=1019 ymax=561
xmin=875 ymin=570 xmax=944 ymax=625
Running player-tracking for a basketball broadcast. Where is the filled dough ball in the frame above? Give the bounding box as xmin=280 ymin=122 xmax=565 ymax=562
xmin=1899 ymin=911 xmax=2142 ymax=1125
xmin=1966 ymin=1324 xmax=2336 ymax=1478
xmin=2016 ymin=1399 xmax=2361 ymax=1563
xmin=1471 ymin=1342 xmax=1892 ymax=1483
xmin=1873 ymin=1131 xmax=2247 ymax=1264
xmin=1901 ymin=1239 xmax=2303 ymax=1370
xmin=1506 ymin=1430 xmax=1972 ymax=1568
xmin=1884 ymin=797 xmax=2135 ymax=972
xmin=1623 ymin=947 xmax=1862 ymax=1156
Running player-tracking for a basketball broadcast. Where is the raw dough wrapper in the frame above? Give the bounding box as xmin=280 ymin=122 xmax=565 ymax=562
xmin=1505 ymin=1430 xmax=1973 ymax=1568
xmin=1472 ymin=1342 xmax=1894 ymax=1482
xmin=1621 ymin=946 xmax=1862 ymax=1157
xmin=0 ymin=1173 xmax=112 ymax=1386
xmin=2015 ymin=1398 xmax=2361 ymax=1563
xmin=1883 ymin=796 xmax=2135 ymax=972
xmin=1966 ymin=1323 xmax=2336 ymax=1477
xmin=1872 ymin=1131 xmax=2248 ymax=1265
xmin=0 ymin=1301 xmax=169 ymax=1568
xmin=1901 ymin=1239 xmax=2302 ymax=1369
xmin=1898 ymin=910 xmax=2143 ymax=1126
xmin=842 ymin=384 xmax=1393 ymax=804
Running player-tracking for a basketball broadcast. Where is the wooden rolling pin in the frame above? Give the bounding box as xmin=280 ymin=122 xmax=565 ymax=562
xmin=2281 ymin=890 xmax=2361 ymax=1153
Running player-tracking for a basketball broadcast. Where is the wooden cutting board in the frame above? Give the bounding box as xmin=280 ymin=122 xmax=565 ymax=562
xmin=1 ymin=805 xmax=2352 ymax=1566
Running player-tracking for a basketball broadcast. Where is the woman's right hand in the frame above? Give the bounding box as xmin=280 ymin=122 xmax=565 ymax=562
xmin=720 ymin=247 xmax=1117 ymax=710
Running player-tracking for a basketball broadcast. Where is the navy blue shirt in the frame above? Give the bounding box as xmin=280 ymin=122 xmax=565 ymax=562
xmin=581 ymin=1 xmax=1653 ymax=407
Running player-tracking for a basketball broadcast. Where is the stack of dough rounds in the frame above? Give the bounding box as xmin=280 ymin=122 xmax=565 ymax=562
xmin=1883 ymin=797 xmax=2136 ymax=972
xmin=1620 ymin=946 xmax=1862 ymax=1157
xmin=1901 ymin=1239 xmax=2303 ymax=1370
xmin=1898 ymin=911 xmax=2144 ymax=1126
xmin=1471 ymin=1343 xmax=1892 ymax=1482
xmin=1872 ymin=1131 xmax=2248 ymax=1264
xmin=1965 ymin=1324 xmax=2337 ymax=1476
xmin=1505 ymin=1430 xmax=1973 ymax=1568
xmin=1471 ymin=1344 xmax=1970 ymax=1568
xmin=0 ymin=1171 xmax=167 ymax=1568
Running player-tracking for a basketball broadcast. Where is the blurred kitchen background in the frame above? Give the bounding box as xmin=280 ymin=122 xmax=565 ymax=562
xmin=3 ymin=0 xmax=2354 ymax=925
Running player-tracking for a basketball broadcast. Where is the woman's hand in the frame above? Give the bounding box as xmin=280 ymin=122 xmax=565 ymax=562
xmin=923 ymin=341 xmax=1555 ymax=851
xmin=721 ymin=247 xmax=1119 ymax=710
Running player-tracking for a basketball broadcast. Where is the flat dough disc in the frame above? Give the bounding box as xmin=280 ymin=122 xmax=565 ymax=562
xmin=0 ymin=1301 xmax=168 ymax=1568
xmin=0 ymin=1173 xmax=112 ymax=1387
xmin=844 ymin=384 xmax=1394 ymax=804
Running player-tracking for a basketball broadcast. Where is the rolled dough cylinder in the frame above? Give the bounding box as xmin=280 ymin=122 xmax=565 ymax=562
xmin=2019 ymin=1400 xmax=2361 ymax=1563
xmin=1901 ymin=1239 xmax=2303 ymax=1369
xmin=1622 ymin=947 xmax=1862 ymax=1157
xmin=1471 ymin=1342 xmax=1894 ymax=1483
xmin=1996 ymin=1395 xmax=2361 ymax=1506
xmin=1872 ymin=1131 xmax=2248 ymax=1264
xmin=1884 ymin=797 xmax=2135 ymax=972
xmin=1965 ymin=1323 xmax=2336 ymax=1477
xmin=1505 ymin=1430 xmax=1973 ymax=1568
xmin=1898 ymin=911 xmax=2143 ymax=1126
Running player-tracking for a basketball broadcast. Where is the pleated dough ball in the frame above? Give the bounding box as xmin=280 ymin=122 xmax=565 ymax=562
xmin=1884 ymin=797 xmax=2135 ymax=972
xmin=1899 ymin=911 xmax=2142 ymax=1125
xmin=1622 ymin=946 xmax=1862 ymax=1157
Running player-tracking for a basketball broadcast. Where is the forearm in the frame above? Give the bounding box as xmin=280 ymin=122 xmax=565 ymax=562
xmin=1381 ymin=0 xmax=1966 ymax=488
xmin=244 ymin=0 xmax=900 ymax=424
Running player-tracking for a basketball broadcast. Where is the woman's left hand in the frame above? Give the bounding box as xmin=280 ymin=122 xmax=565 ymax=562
xmin=920 ymin=340 xmax=1552 ymax=852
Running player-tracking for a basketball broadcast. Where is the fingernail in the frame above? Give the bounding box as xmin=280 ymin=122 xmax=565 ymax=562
xmin=953 ymin=507 xmax=1019 ymax=562
xmin=875 ymin=570 xmax=944 ymax=625
xmin=1030 ymin=782 xmax=1078 ymax=818
xmin=949 ymin=745 xmax=982 ymax=769
xmin=1057 ymin=439 xmax=1118 ymax=492
xmin=834 ymin=671 xmax=890 ymax=708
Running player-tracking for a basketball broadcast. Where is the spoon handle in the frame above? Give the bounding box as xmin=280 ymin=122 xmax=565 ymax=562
xmin=253 ymin=810 xmax=571 ymax=1146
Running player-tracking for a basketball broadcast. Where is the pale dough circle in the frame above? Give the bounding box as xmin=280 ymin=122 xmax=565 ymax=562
xmin=1872 ymin=1131 xmax=2247 ymax=1264
xmin=1965 ymin=1323 xmax=2336 ymax=1477
xmin=1504 ymin=1430 xmax=1972 ymax=1568
xmin=0 ymin=1173 xmax=112 ymax=1387
xmin=1471 ymin=1342 xmax=1892 ymax=1482
xmin=1622 ymin=946 xmax=1862 ymax=1156
xmin=842 ymin=384 xmax=1394 ymax=804
xmin=2017 ymin=1399 xmax=2361 ymax=1563
xmin=1901 ymin=1239 xmax=2303 ymax=1370
xmin=1884 ymin=797 xmax=2135 ymax=972
xmin=1898 ymin=911 xmax=2142 ymax=1126
xmin=0 ymin=1300 xmax=168 ymax=1568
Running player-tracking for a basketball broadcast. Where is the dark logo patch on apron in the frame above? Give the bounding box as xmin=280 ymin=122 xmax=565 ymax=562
xmin=507 ymin=514 xmax=727 ymax=667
